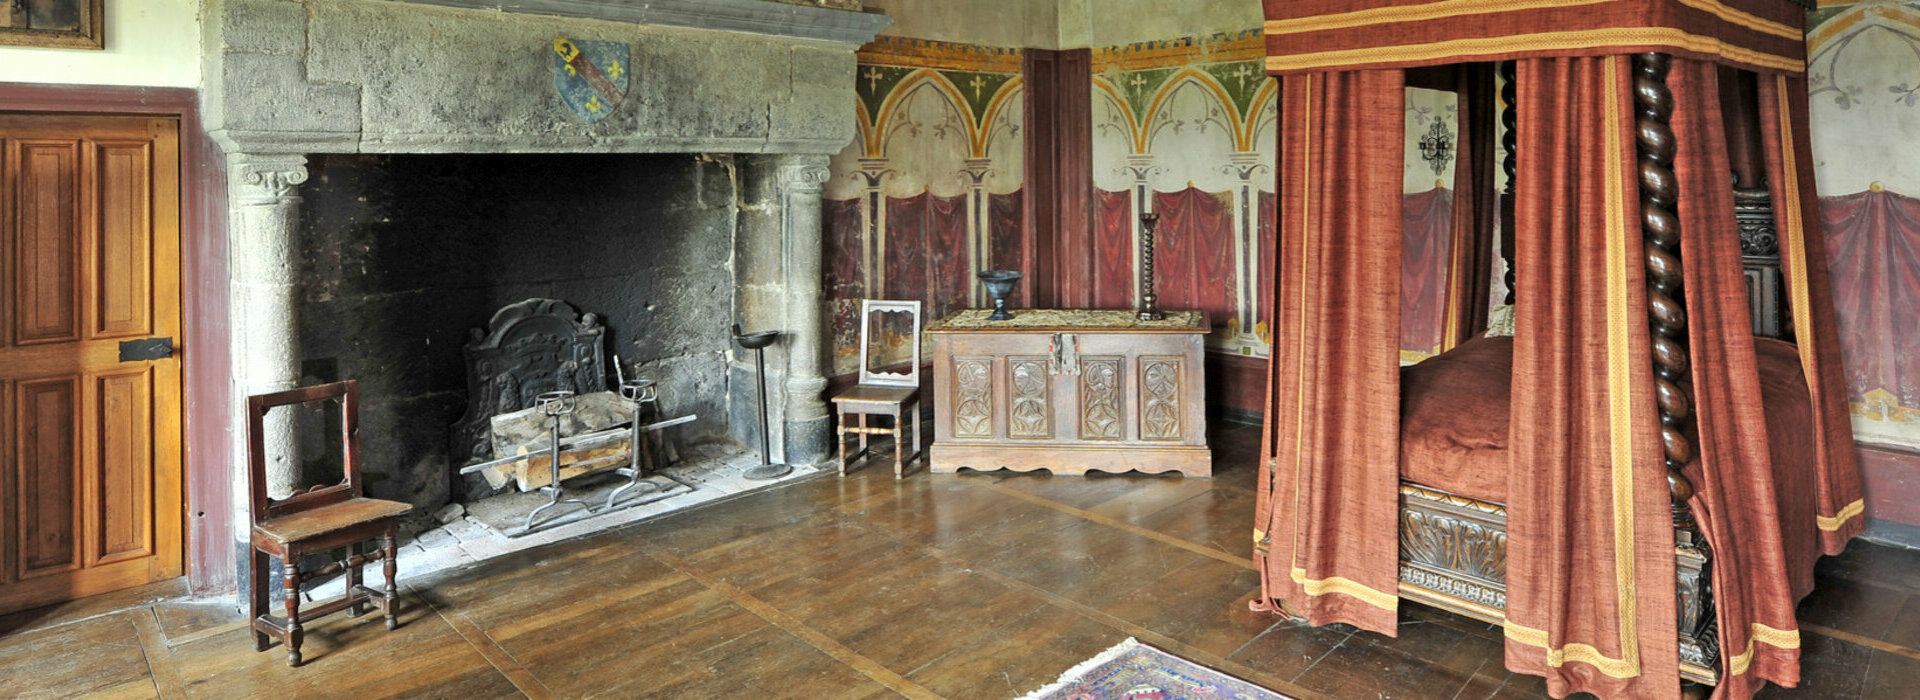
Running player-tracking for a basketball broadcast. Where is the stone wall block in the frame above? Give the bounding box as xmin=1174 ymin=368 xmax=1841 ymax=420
xmin=214 ymin=52 xmax=361 ymax=135
xmin=768 ymin=46 xmax=858 ymax=151
xmin=214 ymin=0 xmax=310 ymax=55
xmin=635 ymin=33 xmax=780 ymax=143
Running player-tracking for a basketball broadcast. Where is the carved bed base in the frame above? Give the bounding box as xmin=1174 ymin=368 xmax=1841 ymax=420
xmin=1398 ymin=483 xmax=1719 ymax=684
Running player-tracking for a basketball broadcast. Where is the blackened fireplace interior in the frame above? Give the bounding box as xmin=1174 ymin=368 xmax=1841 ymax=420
xmin=293 ymin=153 xmax=739 ymax=512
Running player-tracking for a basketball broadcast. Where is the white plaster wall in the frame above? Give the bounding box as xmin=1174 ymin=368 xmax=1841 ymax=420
xmin=1404 ymin=87 xmax=1459 ymax=193
xmin=1807 ymin=5 xmax=1920 ymax=195
xmin=0 ymin=0 xmax=201 ymax=88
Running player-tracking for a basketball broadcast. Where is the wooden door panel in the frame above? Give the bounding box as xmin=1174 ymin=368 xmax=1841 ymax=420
xmin=0 ymin=114 xmax=181 ymax=613
xmin=91 ymin=141 xmax=153 ymax=339
xmin=12 ymin=139 xmax=81 ymax=345
xmin=15 ymin=375 xmax=80 ymax=580
xmin=94 ymin=368 xmax=153 ymax=565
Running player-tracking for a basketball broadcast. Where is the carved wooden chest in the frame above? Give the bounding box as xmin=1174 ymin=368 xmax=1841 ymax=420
xmin=926 ymin=310 xmax=1211 ymax=477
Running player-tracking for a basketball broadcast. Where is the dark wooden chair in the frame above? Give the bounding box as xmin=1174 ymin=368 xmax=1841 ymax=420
xmin=245 ymin=380 xmax=412 ymax=666
xmin=830 ymin=299 xmax=923 ymax=478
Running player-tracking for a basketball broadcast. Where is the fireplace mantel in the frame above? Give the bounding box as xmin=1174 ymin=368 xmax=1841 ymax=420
xmin=202 ymin=0 xmax=885 ymax=595
xmin=202 ymin=0 xmax=890 ymax=156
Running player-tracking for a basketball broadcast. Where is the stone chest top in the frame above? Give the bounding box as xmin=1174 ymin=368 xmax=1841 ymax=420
xmin=926 ymin=309 xmax=1208 ymax=334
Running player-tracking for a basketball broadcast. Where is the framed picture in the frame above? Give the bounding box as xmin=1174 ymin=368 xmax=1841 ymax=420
xmin=0 ymin=0 xmax=104 ymax=50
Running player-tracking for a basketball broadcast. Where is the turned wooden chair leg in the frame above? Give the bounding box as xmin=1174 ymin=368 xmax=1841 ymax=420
xmin=857 ymin=413 xmax=869 ymax=457
xmin=283 ymin=562 xmax=304 ymax=667
xmin=346 ymin=542 xmax=365 ymax=618
xmin=836 ymin=406 xmax=850 ymax=477
xmin=910 ymin=400 xmax=922 ymax=472
xmin=249 ymin=550 xmax=270 ymax=652
xmin=891 ymin=408 xmax=905 ymax=479
xmin=382 ymin=525 xmax=400 ymax=631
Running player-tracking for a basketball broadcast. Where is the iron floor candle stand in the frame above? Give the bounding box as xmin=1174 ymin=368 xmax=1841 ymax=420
xmin=733 ymin=325 xmax=791 ymax=480
xmin=605 ymin=378 xmax=659 ymax=509
xmin=526 ymin=390 xmax=590 ymax=530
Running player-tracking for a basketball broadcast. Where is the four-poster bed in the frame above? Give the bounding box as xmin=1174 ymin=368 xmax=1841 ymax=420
xmin=1251 ymin=1 xmax=1865 ymax=698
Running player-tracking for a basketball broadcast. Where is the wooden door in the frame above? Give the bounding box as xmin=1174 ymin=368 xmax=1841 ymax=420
xmin=0 ymin=114 xmax=182 ymax=615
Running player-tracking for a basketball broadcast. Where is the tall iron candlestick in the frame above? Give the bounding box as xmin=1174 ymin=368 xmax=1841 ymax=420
xmin=1137 ymin=212 xmax=1164 ymax=321
xmin=732 ymin=325 xmax=790 ymax=480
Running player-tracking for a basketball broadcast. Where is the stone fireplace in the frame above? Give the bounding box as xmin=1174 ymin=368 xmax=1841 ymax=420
xmin=201 ymin=0 xmax=888 ymax=575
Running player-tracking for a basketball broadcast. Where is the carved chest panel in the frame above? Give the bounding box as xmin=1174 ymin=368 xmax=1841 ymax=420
xmin=926 ymin=310 xmax=1211 ymax=477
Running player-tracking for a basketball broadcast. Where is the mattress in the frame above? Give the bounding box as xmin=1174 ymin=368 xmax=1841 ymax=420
xmin=1398 ymin=335 xmax=1817 ymax=512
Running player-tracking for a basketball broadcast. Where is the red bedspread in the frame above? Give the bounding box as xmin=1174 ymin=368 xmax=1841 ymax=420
xmin=1398 ymin=334 xmax=1823 ymax=597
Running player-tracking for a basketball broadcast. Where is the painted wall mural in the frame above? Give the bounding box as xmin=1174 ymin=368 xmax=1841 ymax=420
xmin=1808 ymin=2 xmax=1920 ymax=451
xmin=1085 ymin=33 xmax=1467 ymax=362
xmin=1090 ymin=31 xmax=1278 ymax=357
xmin=824 ymin=37 xmax=1025 ymax=376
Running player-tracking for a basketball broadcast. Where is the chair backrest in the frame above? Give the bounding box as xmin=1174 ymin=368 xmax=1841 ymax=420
xmin=246 ymin=380 xmax=362 ymax=522
xmin=857 ymin=299 xmax=922 ymax=387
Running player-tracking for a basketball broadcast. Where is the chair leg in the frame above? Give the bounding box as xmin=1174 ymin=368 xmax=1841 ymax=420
xmin=892 ymin=408 xmax=905 ymax=479
xmin=836 ymin=406 xmax=849 ymax=477
xmin=283 ymin=562 xmax=304 ymax=667
xmin=857 ymin=413 xmax=869 ymax=456
xmin=249 ymin=549 xmax=270 ymax=652
xmin=382 ymin=524 xmax=400 ymax=631
xmin=910 ymin=400 xmax=922 ymax=472
xmin=346 ymin=542 xmax=365 ymax=618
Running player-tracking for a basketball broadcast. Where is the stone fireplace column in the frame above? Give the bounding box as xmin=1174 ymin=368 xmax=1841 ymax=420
xmin=227 ymin=154 xmax=309 ymax=501
xmin=777 ymin=156 xmax=834 ymax=466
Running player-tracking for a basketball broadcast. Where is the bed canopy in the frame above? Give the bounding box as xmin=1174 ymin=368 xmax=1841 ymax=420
xmin=1250 ymin=1 xmax=1865 ymax=698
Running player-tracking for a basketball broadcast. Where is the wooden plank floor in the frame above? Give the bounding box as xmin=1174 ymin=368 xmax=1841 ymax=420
xmin=3 ymin=422 xmax=1918 ymax=698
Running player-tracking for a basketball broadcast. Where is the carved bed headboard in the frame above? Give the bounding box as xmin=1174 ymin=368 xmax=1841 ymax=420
xmin=450 ymin=299 xmax=608 ymax=467
xmin=1735 ymin=186 xmax=1789 ymax=340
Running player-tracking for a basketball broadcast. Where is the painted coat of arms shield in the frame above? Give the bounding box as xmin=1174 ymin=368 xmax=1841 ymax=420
xmin=551 ymin=37 xmax=629 ymax=123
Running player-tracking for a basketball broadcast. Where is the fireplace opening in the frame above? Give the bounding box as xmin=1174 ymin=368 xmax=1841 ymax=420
xmin=292 ymin=152 xmax=743 ymax=517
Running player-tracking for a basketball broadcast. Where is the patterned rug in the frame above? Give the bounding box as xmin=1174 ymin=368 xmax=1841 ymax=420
xmin=1019 ymin=638 xmax=1291 ymax=700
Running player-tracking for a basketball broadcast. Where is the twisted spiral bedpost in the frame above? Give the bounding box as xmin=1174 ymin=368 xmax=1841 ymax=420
xmin=1635 ymin=55 xmax=1719 ymax=679
xmin=1499 ymin=61 xmax=1518 ymax=305
xmin=1631 ymin=53 xmax=1703 ymax=540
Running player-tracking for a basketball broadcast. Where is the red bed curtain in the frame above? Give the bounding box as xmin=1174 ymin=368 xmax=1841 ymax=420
xmin=1444 ymin=64 xmax=1499 ymax=347
xmin=1501 ymin=56 xmax=1679 ymax=698
xmin=1253 ymin=67 xmax=1406 ymax=635
xmin=1757 ymin=75 xmax=1868 ymax=554
xmin=1666 ymin=59 xmax=1802 ymax=698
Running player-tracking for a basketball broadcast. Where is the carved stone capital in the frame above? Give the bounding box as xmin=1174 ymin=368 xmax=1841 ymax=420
xmin=230 ymin=154 xmax=310 ymax=204
xmin=776 ymin=162 xmax=832 ymax=194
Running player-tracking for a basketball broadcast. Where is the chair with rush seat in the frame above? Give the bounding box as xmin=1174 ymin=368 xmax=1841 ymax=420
xmin=830 ymin=299 xmax=923 ymax=478
xmin=245 ymin=380 xmax=411 ymax=666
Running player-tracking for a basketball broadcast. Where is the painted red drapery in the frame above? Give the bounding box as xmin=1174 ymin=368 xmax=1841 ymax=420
xmin=1092 ymin=188 xmax=1135 ymax=309
xmin=885 ymin=191 xmax=972 ymax=321
xmin=1154 ymin=187 xmax=1237 ymax=325
xmin=1817 ymin=188 xmax=1920 ymax=410
xmin=824 ymin=197 xmax=866 ymax=361
xmin=989 ymin=191 xmax=1026 ymax=274
xmin=1401 ymin=187 xmax=1454 ymax=355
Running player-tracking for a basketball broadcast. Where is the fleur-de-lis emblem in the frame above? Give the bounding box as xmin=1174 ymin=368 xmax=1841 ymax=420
xmin=607 ymin=59 xmax=624 ymax=80
xmin=586 ymin=96 xmax=604 ymax=114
